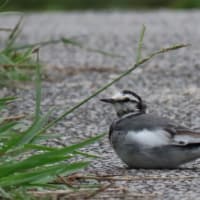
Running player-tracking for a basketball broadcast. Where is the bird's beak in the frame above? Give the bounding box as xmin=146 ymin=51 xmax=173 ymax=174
xmin=100 ymin=98 xmax=114 ymax=103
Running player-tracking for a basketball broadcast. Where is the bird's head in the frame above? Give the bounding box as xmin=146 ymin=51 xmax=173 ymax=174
xmin=101 ymin=90 xmax=147 ymax=118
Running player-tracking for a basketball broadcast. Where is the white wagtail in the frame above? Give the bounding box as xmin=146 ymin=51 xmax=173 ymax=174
xmin=101 ymin=90 xmax=200 ymax=169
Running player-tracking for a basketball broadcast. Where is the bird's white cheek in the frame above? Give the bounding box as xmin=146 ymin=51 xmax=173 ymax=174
xmin=125 ymin=129 xmax=170 ymax=147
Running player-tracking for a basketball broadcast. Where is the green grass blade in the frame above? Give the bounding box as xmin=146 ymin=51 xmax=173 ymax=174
xmin=0 ymin=53 xmax=14 ymax=64
xmin=0 ymin=96 xmax=16 ymax=103
xmin=0 ymin=132 xmax=25 ymax=153
xmin=14 ymin=48 xmax=34 ymax=64
xmin=0 ymin=154 xmax=71 ymax=178
xmin=31 ymin=133 xmax=63 ymax=143
xmin=0 ymin=121 xmax=17 ymax=134
xmin=11 ymin=39 xmax=64 ymax=50
xmin=23 ymin=144 xmax=58 ymax=151
xmin=9 ymin=37 xmax=123 ymax=58
xmin=32 ymin=162 xmax=90 ymax=184
xmin=6 ymin=16 xmax=23 ymax=49
xmin=136 ymin=25 xmax=146 ymax=63
xmin=35 ymin=56 xmax=42 ymax=121
xmin=85 ymin=46 xmax=124 ymax=58
xmin=9 ymin=37 xmax=83 ymax=51
xmin=61 ymin=37 xmax=83 ymax=47
xmin=0 ymin=162 xmax=89 ymax=187
xmin=0 ymin=144 xmax=57 ymax=159
xmin=18 ymin=108 xmax=54 ymax=146
xmin=62 ymin=37 xmax=124 ymax=58
xmin=73 ymin=150 xmax=100 ymax=158
xmin=0 ymin=97 xmax=16 ymax=110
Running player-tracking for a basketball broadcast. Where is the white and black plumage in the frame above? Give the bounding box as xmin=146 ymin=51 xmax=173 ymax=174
xmin=101 ymin=90 xmax=200 ymax=169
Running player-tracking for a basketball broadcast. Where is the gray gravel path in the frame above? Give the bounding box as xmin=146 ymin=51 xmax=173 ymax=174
xmin=0 ymin=11 xmax=200 ymax=199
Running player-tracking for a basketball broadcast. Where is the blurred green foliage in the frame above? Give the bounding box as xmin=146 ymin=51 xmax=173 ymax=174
xmin=3 ymin=0 xmax=200 ymax=10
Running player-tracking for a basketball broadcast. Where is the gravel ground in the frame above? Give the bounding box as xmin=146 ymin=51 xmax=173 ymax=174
xmin=0 ymin=11 xmax=200 ymax=200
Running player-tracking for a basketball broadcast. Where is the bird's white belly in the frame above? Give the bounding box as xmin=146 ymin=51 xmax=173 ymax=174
xmin=125 ymin=129 xmax=170 ymax=147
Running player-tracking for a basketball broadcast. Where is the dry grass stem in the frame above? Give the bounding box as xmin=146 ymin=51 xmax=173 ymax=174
xmin=65 ymin=174 xmax=199 ymax=182
xmin=2 ymin=114 xmax=25 ymax=122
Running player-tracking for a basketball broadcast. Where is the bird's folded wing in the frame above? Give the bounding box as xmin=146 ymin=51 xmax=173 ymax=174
xmin=165 ymin=126 xmax=200 ymax=146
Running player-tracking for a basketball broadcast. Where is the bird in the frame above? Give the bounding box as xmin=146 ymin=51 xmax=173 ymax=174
xmin=101 ymin=90 xmax=200 ymax=169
